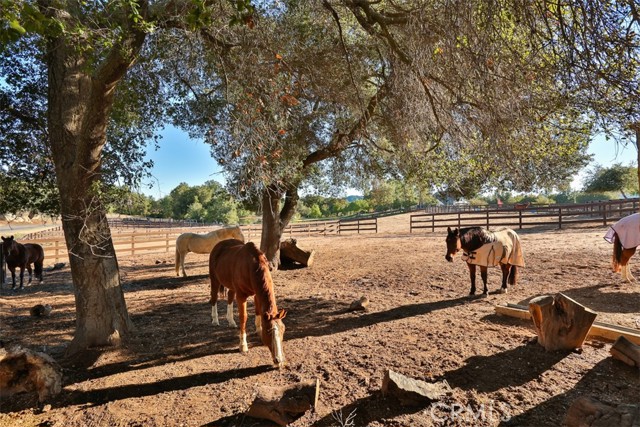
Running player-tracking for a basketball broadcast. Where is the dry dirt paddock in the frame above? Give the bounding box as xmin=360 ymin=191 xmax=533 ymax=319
xmin=1 ymin=218 xmax=640 ymax=427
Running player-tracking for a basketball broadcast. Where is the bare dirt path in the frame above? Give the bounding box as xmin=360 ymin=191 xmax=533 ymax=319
xmin=1 ymin=223 xmax=639 ymax=426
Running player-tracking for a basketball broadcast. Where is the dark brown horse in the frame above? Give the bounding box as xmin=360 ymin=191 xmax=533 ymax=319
xmin=209 ymin=239 xmax=286 ymax=368
xmin=445 ymin=227 xmax=523 ymax=295
xmin=1 ymin=236 xmax=45 ymax=290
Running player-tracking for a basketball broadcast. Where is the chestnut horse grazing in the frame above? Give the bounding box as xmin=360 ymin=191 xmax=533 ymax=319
xmin=175 ymin=225 xmax=245 ymax=277
xmin=604 ymin=213 xmax=640 ymax=282
xmin=1 ymin=236 xmax=45 ymax=290
xmin=445 ymin=227 xmax=524 ymax=295
xmin=209 ymin=239 xmax=286 ymax=368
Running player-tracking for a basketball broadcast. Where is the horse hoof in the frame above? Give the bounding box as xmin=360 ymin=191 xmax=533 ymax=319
xmin=500 ymin=288 xmax=508 ymax=294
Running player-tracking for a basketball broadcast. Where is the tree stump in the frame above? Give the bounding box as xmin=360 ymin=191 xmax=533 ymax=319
xmin=280 ymin=238 xmax=315 ymax=267
xmin=564 ymin=396 xmax=640 ymax=427
xmin=528 ymin=293 xmax=597 ymax=351
xmin=610 ymin=336 xmax=640 ymax=368
xmin=246 ymin=379 xmax=320 ymax=426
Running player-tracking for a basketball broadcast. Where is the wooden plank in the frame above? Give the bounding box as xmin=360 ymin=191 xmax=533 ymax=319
xmin=494 ymin=303 xmax=640 ymax=345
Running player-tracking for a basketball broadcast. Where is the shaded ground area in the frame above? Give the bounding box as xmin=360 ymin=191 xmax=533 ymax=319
xmin=1 ymin=223 xmax=639 ymax=426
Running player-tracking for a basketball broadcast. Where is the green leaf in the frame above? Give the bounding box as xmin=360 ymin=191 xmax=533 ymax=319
xmin=9 ymin=19 xmax=26 ymax=35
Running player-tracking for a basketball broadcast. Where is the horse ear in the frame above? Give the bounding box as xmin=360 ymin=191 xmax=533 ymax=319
xmin=454 ymin=228 xmax=460 ymax=235
xmin=447 ymin=227 xmax=452 ymax=234
xmin=276 ymin=308 xmax=287 ymax=320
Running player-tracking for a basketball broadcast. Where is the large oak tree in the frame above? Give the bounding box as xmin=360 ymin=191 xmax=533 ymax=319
xmin=164 ymin=1 xmax=592 ymax=265
xmin=1 ymin=1 xmax=250 ymax=354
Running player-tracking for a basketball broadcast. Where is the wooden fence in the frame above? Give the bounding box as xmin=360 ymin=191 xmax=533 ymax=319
xmin=5 ymin=217 xmax=378 ymax=267
xmin=410 ymin=198 xmax=640 ymax=233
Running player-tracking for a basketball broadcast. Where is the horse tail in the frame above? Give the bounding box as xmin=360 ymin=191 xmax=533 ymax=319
xmin=508 ymin=265 xmax=518 ymax=286
xmin=613 ymin=232 xmax=623 ymax=272
xmin=175 ymin=246 xmax=181 ymax=276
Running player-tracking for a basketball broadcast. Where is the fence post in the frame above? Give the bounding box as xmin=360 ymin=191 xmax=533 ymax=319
xmin=558 ymin=207 xmax=563 ymax=229
xmin=54 ymin=239 xmax=61 ymax=264
xmin=486 ymin=210 xmax=489 ymax=228
xmin=130 ymin=234 xmax=135 ymax=256
xmin=165 ymin=233 xmax=170 ymax=253
xmin=457 ymin=212 xmax=461 ymax=228
xmin=519 ymin=210 xmax=523 ymax=229
xmin=603 ymin=205 xmax=608 ymax=226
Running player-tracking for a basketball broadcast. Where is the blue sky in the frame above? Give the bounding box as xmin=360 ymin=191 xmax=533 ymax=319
xmin=139 ymin=126 xmax=638 ymax=198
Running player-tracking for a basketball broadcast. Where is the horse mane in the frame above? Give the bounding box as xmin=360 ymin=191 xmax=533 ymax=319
xmin=245 ymin=242 xmax=278 ymax=316
xmin=459 ymin=227 xmax=496 ymax=252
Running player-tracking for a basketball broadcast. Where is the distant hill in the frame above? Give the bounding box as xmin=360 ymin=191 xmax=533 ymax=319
xmin=346 ymin=195 xmax=363 ymax=202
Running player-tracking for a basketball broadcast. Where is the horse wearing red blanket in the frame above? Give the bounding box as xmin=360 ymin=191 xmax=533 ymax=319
xmin=208 ymin=239 xmax=287 ymax=368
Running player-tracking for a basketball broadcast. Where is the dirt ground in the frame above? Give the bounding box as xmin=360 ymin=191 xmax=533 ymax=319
xmin=1 ymin=215 xmax=639 ymax=427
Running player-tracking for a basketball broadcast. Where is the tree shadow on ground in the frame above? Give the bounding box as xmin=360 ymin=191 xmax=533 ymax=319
xmin=514 ymin=284 xmax=640 ymax=315
xmin=204 ymin=393 xmax=427 ymax=427
xmin=500 ymin=358 xmax=640 ymax=426
xmin=439 ymin=343 xmax=568 ymax=393
xmin=284 ymin=296 xmax=471 ymax=341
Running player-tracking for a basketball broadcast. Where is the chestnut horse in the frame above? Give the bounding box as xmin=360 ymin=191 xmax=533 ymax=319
xmin=175 ymin=225 xmax=245 ymax=277
xmin=604 ymin=213 xmax=640 ymax=282
xmin=445 ymin=227 xmax=524 ymax=295
xmin=1 ymin=236 xmax=45 ymax=290
xmin=208 ymin=239 xmax=286 ymax=368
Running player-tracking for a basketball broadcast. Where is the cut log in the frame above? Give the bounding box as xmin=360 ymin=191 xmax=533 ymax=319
xmin=564 ymin=396 xmax=640 ymax=427
xmin=280 ymin=238 xmax=315 ymax=267
xmin=494 ymin=303 xmax=640 ymax=345
xmin=381 ymin=370 xmax=450 ymax=406
xmin=610 ymin=336 xmax=640 ymax=368
xmin=528 ymin=293 xmax=597 ymax=351
xmin=246 ymin=379 xmax=320 ymax=426
xmin=0 ymin=345 xmax=62 ymax=402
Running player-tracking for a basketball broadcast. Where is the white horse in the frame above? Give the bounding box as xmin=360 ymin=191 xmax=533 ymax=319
xmin=175 ymin=226 xmax=245 ymax=277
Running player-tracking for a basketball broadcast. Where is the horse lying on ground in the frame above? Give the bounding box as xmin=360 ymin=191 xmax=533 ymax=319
xmin=1 ymin=236 xmax=45 ymax=290
xmin=209 ymin=238 xmax=286 ymax=368
xmin=445 ymin=226 xmax=524 ymax=295
xmin=604 ymin=213 xmax=640 ymax=282
xmin=175 ymin=225 xmax=245 ymax=277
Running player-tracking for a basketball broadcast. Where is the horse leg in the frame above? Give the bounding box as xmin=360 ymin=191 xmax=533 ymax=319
xmin=226 ymin=290 xmax=237 ymax=327
xmin=210 ymin=284 xmax=220 ymax=326
xmin=237 ymin=298 xmax=249 ymax=353
xmin=621 ymin=248 xmax=636 ymax=282
xmin=26 ymin=264 xmax=33 ymax=285
xmin=467 ymin=263 xmax=477 ymax=295
xmin=480 ymin=266 xmax=489 ymax=295
xmin=499 ymin=264 xmax=509 ymax=293
xmin=9 ymin=267 xmax=16 ymax=290
xmin=180 ymin=252 xmax=188 ymax=277
xmin=18 ymin=266 xmax=25 ymax=289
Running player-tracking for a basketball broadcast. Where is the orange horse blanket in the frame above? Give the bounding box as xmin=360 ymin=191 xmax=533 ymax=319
xmin=462 ymin=228 xmax=525 ymax=268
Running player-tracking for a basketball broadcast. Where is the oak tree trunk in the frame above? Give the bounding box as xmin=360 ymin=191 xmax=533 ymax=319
xmin=44 ymin=5 xmax=145 ymax=355
xmin=260 ymin=183 xmax=299 ymax=269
